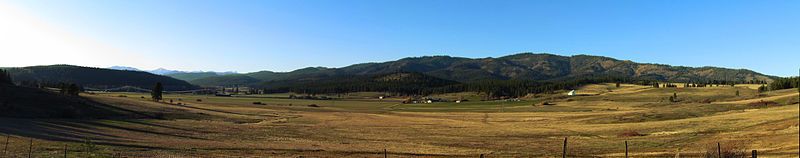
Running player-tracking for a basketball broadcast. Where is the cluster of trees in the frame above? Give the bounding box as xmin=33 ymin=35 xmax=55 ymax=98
xmin=262 ymin=72 xmax=459 ymax=96
xmin=767 ymin=77 xmax=799 ymax=91
xmin=0 ymin=69 xmax=11 ymax=85
xmin=58 ymin=83 xmax=81 ymax=96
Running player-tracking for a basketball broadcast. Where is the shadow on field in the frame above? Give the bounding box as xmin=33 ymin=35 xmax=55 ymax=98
xmin=0 ymin=118 xmax=207 ymax=149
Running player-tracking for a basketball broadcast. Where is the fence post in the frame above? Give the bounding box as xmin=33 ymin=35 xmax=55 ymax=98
xmin=625 ymin=141 xmax=628 ymax=158
xmin=3 ymin=134 xmax=8 ymax=157
xmin=64 ymin=144 xmax=68 ymax=158
xmin=562 ymin=137 xmax=568 ymax=158
xmin=480 ymin=153 xmax=484 ymax=158
xmin=717 ymin=142 xmax=721 ymax=158
xmin=27 ymin=138 xmax=33 ymax=158
xmin=751 ymin=150 xmax=757 ymax=158
xmin=384 ymin=149 xmax=387 ymax=158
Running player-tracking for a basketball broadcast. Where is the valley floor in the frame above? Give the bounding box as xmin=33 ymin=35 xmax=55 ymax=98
xmin=0 ymin=84 xmax=798 ymax=157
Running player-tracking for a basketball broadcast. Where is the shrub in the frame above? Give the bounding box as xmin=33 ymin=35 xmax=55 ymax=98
xmin=196 ymin=99 xmax=202 ymax=102
xmin=252 ymin=102 xmax=263 ymax=105
xmin=704 ymin=142 xmax=747 ymax=158
xmin=617 ymin=130 xmax=646 ymax=137
xmin=747 ymin=100 xmax=779 ymax=107
xmin=307 ymin=104 xmax=319 ymax=107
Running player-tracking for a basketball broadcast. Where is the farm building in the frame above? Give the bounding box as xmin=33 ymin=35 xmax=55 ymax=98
xmin=567 ymin=90 xmax=576 ymax=96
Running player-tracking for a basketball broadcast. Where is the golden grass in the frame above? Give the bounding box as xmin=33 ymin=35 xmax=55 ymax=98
xmin=1 ymin=84 xmax=797 ymax=157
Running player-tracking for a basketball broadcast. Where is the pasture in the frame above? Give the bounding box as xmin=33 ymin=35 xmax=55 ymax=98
xmin=0 ymin=84 xmax=797 ymax=157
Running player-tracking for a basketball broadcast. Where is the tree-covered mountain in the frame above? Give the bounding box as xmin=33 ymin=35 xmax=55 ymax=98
xmin=190 ymin=74 xmax=261 ymax=86
xmin=166 ymin=72 xmax=221 ymax=82
xmin=193 ymin=53 xmax=775 ymax=86
xmin=5 ymin=65 xmax=198 ymax=91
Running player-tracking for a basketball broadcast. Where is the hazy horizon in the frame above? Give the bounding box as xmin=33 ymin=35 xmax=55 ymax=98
xmin=2 ymin=0 xmax=798 ymax=76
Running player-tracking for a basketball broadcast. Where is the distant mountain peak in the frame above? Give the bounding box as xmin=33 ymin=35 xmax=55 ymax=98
xmin=108 ymin=66 xmax=141 ymax=71
xmin=107 ymin=66 xmax=238 ymax=76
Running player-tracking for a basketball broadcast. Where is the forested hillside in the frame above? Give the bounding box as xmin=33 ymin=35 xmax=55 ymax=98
xmin=193 ymin=53 xmax=775 ymax=87
xmin=5 ymin=65 xmax=198 ymax=91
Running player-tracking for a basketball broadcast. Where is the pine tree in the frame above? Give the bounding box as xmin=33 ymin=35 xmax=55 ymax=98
xmin=0 ymin=69 xmax=11 ymax=85
xmin=152 ymin=82 xmax=163 ymax=101
xmin=68 ymin=84 xmax=80 ymax=96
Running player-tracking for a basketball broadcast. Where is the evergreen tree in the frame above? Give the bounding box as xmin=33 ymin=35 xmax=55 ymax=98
xmin=152 ymin=82 xmax=163 ymax=101
xmin=735 ymin=90 xmax=739 ymax=96
xmin=0 ymin=69 xmax=11 ymax=85
xmin=68 ymin=84 xmax=80 ymax=96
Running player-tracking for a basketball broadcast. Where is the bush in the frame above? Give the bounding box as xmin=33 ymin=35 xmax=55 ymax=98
xmin=747 ymin=100 xmax=779 ymax=107
xmin=307 ymin=104 xmax=319 ymax=107
xmin=617 ymin=130 xmax=646 ymax=137
xmin=252 ymin=102 xmax=263 ymax=105
xmin=704 ymin=142 xmax=747 ymax=158
xmin=196 ymin=99 xmax=202 ymax=102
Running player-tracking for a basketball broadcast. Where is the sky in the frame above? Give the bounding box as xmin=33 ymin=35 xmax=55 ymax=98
xmin=1 ymin=0 xmax=798 ymax=76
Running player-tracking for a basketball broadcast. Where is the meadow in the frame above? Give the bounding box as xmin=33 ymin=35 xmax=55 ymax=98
xmin=0 ymin=84 xmax=797 ymax=157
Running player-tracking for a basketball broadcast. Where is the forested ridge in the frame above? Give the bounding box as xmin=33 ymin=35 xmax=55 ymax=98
xmin=4 ymin=65 xmax=198 ymax=91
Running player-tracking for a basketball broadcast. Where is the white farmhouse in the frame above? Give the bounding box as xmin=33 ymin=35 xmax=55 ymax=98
xmin=567 ymin=90 xmax=576 ymax=96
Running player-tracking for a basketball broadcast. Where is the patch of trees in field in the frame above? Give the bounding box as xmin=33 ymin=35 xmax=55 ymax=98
xmin=767 ymin=77 xmax=799 ymax=90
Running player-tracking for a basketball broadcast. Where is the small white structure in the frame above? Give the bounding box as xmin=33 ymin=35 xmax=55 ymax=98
xmin=378 ymin=96 xmax=384 ymax=100
xmin=455 ymin=100 xmax=461 ymax=103
xmin=567 ymin=90 xmax=576 ymax=96
xmin=426 ymin=100 xmax=433 ymax=104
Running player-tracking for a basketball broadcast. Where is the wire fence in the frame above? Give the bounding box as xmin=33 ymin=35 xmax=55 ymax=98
xmin=2 ymin=134 xmax=796 ymax=158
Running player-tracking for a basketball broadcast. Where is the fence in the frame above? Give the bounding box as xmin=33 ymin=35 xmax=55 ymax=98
xmin=1 ymin=135 xmax=790 ymax=158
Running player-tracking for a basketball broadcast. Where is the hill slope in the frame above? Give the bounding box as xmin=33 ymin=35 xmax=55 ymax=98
xmin=0 ymin=84 xmax=124 ymax=118
xmin=166 ymin=72 xmax=221 ymax=82
xmin=5 ymin=65 xmax=198 ymax=91
xmin=193 ymin=53 xmax=775 ymax=86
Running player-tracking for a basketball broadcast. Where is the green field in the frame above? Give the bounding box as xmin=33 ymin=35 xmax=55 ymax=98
xmin=0 ymin=83 xmax=797 ymax=157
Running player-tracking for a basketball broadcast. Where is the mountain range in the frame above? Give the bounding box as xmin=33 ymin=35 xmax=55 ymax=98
xmin=108 ymin=66 xmax=237 ymax=75
xmin=2 ymin=53 xmax=777 ymax=90
xmin=189 ymin=53 xmax=775 ymax=87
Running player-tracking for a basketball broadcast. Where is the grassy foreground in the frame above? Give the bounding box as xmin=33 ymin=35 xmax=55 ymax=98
xmin=0 ymin=84 xmax=797 ymax=157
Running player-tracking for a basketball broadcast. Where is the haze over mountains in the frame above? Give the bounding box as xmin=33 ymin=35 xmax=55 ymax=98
xmin=3 ymin=53 xmax=777 ymax=90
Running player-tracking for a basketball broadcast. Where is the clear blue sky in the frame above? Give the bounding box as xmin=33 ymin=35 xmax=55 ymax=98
xmin=2 ymin=0 xmax=798 ymax=76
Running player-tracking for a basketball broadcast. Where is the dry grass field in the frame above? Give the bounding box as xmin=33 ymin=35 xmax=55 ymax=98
xmin=0 ymin=84 xmax=797 ymax=157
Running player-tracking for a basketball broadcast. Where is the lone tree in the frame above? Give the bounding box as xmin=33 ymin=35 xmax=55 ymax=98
xmin=152 ymin=82 xmax=163 ymax=101
xmin=67 ymin=84 xmax=80 ymax=96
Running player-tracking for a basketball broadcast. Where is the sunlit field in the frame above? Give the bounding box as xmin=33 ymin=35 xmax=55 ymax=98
xmin=0 ymin=84 xmax=797 ymax=157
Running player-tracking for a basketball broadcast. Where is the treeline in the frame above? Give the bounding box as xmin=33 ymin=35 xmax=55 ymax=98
xmin=768 ymin=77 xmax=799 ymax=91
xmin=0 ymin=69 xmax=11 ymax=85
xmin=261 ymin=72 xmax=460 ymax=95
xmin=260 ymin=72 xmax=662 ymax=99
